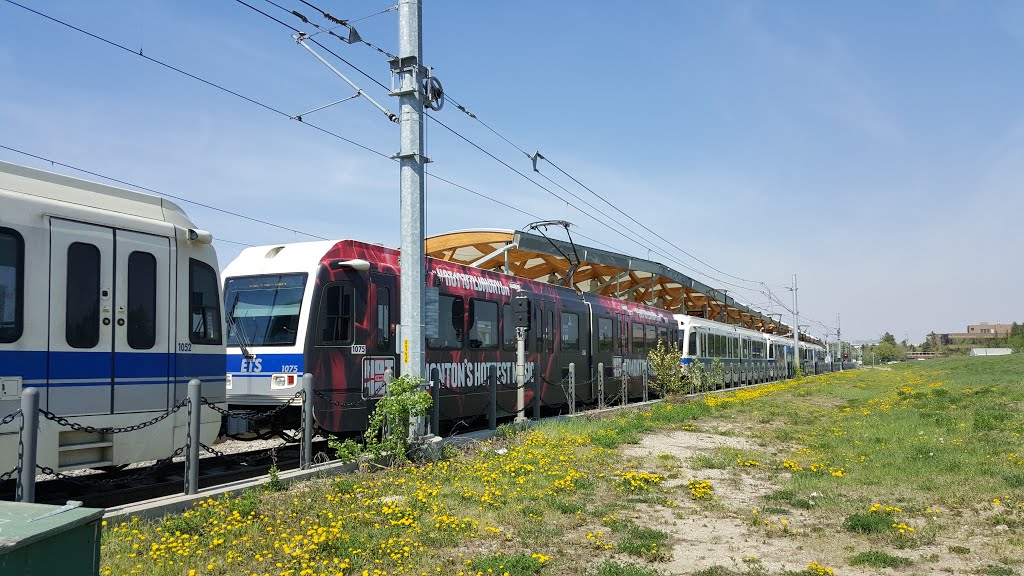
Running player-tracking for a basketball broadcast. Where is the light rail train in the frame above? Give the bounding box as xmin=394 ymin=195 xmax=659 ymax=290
xmin=0 ymin=161 xmax=226 ymax=474
xmin=675 ymin=315 xmax=825 ymax=384
xmin=222 ymin=239 xmax=679 ymax=434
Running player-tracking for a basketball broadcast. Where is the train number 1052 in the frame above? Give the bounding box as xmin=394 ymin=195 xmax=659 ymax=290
xmin=177 ymin=342 xmax=192 ymax=352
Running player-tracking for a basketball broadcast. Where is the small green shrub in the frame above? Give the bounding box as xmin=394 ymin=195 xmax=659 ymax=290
xmin=978 ymin=566 xmax=1016 ymax=576
xmin=468 ymin=553 xmax=544 ymax=576
xmin=848 ymin=550 xmax=912 ymax=568
xmin=843 ymin=512 xmax=894 ymax=534
xmin=949 ymin=545 xmax=971 ymax=555
xmin=327 ymin=437 xmax=362 ymax=463
xmin=266 ymin=464 xmax=285 ymax=492
xmin=592 ymin=561 xmax=663 ymax=576
xmin=617 ymin=525 xmax=670 ymax=561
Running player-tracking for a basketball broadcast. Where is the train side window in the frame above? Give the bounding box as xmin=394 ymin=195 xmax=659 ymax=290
xmin=427 ymin=294 xmax=464 ymax=349
xmin=560 ymin=312 xmax=580 ymax=352
xmin=0 ymin=228 xmax=24 ymax=343
xmin=687 ymin=330 xmax=697 ymax=356
xmin=375 ymin=286 xmax=390 ymax=352
xmin=632 ymin=322 xmax=644 ymax=353
xmin=534 ymin=305 xmax=543 ymax=352
xmin=598 ymin=317 xmax=613 ymax=352
xmin=502 ymin=304 xmax=516 ymax=350
xmin=645 ymin=324 xmax=656 ymax=351
xmin=469 ymin=299 xmax=498 ymax=350
xmin=318 ymin=284 xmax=353 ymax=345
xmin=189 ymin=259 xmax=222 ymax=345
xmin=127 ymin=251 xmax=157 ymax=350
xmin=66 ymin=242 xmax=101 ymax=349
xmin=658 ymin=327 xmax=668 ymax=348
xmin=545 ymin=310 xmax=554 ymax=352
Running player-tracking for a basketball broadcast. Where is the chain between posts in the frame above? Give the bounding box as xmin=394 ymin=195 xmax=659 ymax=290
xmin=200 ymin=442 xmax=284 ymax=465
xmin=35 ymin=445 xmax=188 ymax=487
xmin=38 ymin=399 xmax=188 ymax=434
xmin=312 ymin=388 xmax=365 ymax=408
xmin=202 ymin=392 xmax=304 ymax=421
xmin=0 ymin=409 xmax=20 ymax=427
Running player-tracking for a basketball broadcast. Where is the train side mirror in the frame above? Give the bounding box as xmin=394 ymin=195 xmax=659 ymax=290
xmin=513 ymin=294 xmax=531 ymax=330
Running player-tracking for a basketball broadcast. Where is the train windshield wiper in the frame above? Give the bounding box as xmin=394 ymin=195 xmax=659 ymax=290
xmin=227 ymin=295 xmax=255 ymax=360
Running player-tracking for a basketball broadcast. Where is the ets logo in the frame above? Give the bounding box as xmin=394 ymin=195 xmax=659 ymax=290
xmin=239 ymin=357 xmax=263 ymax=373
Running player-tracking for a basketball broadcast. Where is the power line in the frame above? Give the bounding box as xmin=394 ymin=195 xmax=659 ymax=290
xmin=0 ymin=3 xmax=620 ymax=254
xmin=0 ymin=144 xmax=331 ymax=240
xmin=233 ymin=0 xmax=791 ymax=304
xmin=10 ymin=0 xmax=792 ymax=324
xmin=235 ymin=0 xmax=391 ymax=92
xmin=237 ymin=0 xmax=792 ymax=295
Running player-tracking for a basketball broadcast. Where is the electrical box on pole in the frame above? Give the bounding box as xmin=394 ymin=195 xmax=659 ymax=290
xmin=513 ymin=293 xmax=531 ymax=329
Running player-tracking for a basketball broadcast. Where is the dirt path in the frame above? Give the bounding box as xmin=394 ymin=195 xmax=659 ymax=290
xmin=620 ymin=426 xmax=982 ymax=576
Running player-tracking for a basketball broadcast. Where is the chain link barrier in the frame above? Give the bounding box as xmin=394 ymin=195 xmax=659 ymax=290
xmin=312 ymin=388 xmax=365 ymax=409
xmin=200 ymin=442 xmax=287 ymax=466
xmin=0 ymin=467 xmax=17 ymax=483
xmin=39 ymin=399 xmax=188 ymax=435
xmin=36 ymin=445 xmax=188 ymax=487
xmin=201 ymin=392 xmax=304 ymax=422
xmin=1 ymin=409 xmax=20 ymax=427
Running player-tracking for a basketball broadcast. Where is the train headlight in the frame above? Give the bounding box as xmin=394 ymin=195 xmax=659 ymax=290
xmin=225 ymin=373 xmax=232 ymax=389
xmin=270 ymin=374 xmax=298 ymax=390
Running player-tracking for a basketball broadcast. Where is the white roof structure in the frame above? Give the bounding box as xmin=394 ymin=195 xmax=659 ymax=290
xmin=970 ymin=348 xmax=1012 ymax=356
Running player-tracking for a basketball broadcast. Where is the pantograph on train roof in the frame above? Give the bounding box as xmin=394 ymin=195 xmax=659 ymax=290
xmin=424 ymin=227 xmax=791 ymax=336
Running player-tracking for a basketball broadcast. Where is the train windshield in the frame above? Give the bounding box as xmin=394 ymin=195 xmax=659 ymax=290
xmin=224 ymin=273 xmax=308 ymax=347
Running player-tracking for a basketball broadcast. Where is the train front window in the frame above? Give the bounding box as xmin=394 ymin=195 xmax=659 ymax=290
xmin=224 ymin=273 xmax=307 ymax=347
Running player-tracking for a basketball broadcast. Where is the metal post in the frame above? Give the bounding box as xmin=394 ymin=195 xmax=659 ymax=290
xmin=532 ymin=372 xmax=541 ymax=421
xmin=792 ymin=274 xmax=800 ymax=375
xmin=621 ymin=375 xmax=628 ymax=407
xmin=301 ymin=373 xmax=313 ymax=469
xmin=515 ymin=327 xmax=527 ymax=423
xmin=395 ymin=0 xmax=426 ymax=437
xmin=488 ymin=367 xmax=497 ymax=431
xmin=837 ymin=313 xmax=843 ymax=371
xmin=430 ymin=369 xmax=440 ymax=436
xmin=18 ymin=387 xmax=39 ymax=503
xmin=642 ymin=367 xmax=648 ymax=402
xmin=597 ymin=363 xmax=605 ymax=410
xmin=568 ymin=363 xmax=576 ymax=415
xmin=187 ymin=378 xmax=201 ymax=495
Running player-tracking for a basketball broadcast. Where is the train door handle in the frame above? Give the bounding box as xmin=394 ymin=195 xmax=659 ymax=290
xmin=102 ymin=318 xmax=111 ymax=326
xmin=117 ymin=318 xmax=125 ymax=326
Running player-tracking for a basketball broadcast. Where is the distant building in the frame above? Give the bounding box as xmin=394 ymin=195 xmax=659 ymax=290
xmin=970 ymin=348 xmax=1012 ymax=356
xmin=929 ymin=322 xmax=1014 ymax=345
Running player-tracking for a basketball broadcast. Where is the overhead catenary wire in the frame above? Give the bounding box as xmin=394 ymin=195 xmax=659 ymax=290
xmin=245 ymin=0 xmax=795 ymax=299
xmin=0 ymin=3 xmax=630 ymax=256
xmin=0 ymin=144 xmax=330 ymax=241
xmin=9 ymin=0 xmax=806 ymax=327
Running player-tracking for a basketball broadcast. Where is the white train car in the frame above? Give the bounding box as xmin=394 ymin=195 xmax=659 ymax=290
xmin=675 ymin=315 xmax=792 ymax=386
xmin=0 ymin=161 xmax=225 ymax=473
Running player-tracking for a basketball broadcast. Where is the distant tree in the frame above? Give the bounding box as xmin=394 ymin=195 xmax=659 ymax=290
xmin=881 ymin=332 xmax=897 ymax=345
xmin=874 ymin=341 xmax=903 ymax=362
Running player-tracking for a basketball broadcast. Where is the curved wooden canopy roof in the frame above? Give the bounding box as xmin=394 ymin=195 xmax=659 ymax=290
xmin=425 ymin=229 xmax=793 ymax=336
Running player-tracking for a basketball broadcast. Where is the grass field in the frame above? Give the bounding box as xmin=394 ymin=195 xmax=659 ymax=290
xmin=101 ymin=355 xmax=1024 ymax=576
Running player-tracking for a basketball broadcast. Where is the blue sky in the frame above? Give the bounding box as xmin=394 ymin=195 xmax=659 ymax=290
xmin=2 ymin=0 xmax=1022 ymax=343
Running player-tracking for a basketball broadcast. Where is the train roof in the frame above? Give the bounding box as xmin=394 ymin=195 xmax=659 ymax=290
xmin=425 ymin=229 xmax=791 ymax=335
xmin=0 ymin=160 xmax=197 ymax=229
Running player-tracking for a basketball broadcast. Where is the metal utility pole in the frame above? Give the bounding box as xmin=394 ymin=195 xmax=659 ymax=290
xmin=394 ymin=0 xmax=426 ymax=432
xmin=791 ymin=274 xmax=800 ymax=374
xmin=837 ymin=313 xmax=842 ymax=370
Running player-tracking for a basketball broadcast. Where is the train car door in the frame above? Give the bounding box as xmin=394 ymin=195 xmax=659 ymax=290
xmin=112 ymin=230 xmax=172 ymax=412
xmin=48 ymin=220 xmax=173 ymax=415
xmin=48 ymin=219 xmax=115 ymax=415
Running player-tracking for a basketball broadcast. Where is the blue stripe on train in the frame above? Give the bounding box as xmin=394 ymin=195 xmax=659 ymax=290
xmin=225 ymin=353 xmax=304 ymax=376
xmin=0 ymin=350 xmax=224 ymax=385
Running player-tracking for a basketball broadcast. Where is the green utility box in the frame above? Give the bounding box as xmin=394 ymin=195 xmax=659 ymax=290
xmin=0 ymin=501 xmax=104 ymax=576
